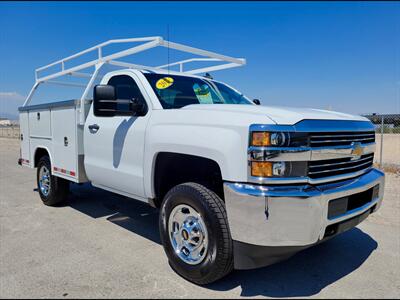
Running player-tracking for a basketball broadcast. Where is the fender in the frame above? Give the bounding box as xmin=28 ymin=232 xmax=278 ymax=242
xmin=33 ymin=146 xmax=53 ymax=168
xmin=143 ymin=109 xmax=271 ymax=198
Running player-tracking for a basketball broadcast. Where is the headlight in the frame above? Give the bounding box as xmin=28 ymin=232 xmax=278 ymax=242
xmin=250 ymin=161 xmax=287 ymax=177
xmin=249 ymin=128 xmax=309 ymax=179
xmin=251 ymin=132 xmax=271 ymax=146
xmin=250 ymin=131 xmax=308 ymax=147
xmin=251 ymin=161 xmax=307 ymax=178
xmin=270 ymin=132 xmax=286 ymax=146
xmin=251 ymin=131 xmax=286 ymax=147
xmin=251 ymin=161 xmax=273 ymax=177
xmin=272 ymin=161 xmax=286 ymax=176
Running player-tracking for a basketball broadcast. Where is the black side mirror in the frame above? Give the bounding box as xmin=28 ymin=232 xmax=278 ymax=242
xmin=93 ymin=85 xmax=147 ymax=117
xmin=253 ymin=99 xmax=261 ymax=105
xmin=93 ymin=85 xmax=117 ymax=117
xmin=129 ymin=99 xmax=147 ymax=116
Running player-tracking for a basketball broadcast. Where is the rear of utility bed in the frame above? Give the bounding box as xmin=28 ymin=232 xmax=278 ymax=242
xmin=18 ymin=100 xmax=90 ymax=183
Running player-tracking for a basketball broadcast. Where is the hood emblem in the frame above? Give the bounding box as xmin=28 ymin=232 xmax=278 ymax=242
xmin=350 ymin=142 xmax=364 ymax=160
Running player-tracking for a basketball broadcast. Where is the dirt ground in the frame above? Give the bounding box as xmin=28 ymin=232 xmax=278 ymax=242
xmin=374 ymin=134 xmax=400 ymax=166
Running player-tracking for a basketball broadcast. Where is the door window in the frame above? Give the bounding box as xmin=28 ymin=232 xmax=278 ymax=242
xmin=107 ymin=75 xmax=146 ymax=113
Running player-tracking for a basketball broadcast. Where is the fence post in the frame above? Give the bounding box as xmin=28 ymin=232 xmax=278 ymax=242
xmin=380 ymin=115 xmax=384 ymax=168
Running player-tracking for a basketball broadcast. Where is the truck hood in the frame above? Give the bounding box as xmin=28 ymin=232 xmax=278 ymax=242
xmin=182 ymin=104 xmax=367 ymax=125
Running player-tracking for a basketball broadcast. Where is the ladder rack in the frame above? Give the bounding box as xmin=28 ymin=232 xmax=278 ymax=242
xmin=23 ymin=36 xmax=246 ymax=125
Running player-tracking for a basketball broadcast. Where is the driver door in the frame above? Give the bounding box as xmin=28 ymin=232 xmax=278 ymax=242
xmin=84 ymin=74 xmax=149 ymax=199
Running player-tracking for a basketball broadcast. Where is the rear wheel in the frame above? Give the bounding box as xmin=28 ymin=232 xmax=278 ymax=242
xmin=36 ymin=156 xmax=69 ymax=206
xmin=159 ymin=182 xmax=233 ymax=285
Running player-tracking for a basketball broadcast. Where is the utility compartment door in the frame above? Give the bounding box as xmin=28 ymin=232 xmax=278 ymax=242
xmin=51 ymin=107 xmax=78 ymax=180
xmin=19 ymin=111 xmax=31 ymax=165
xmin=29 ymin=110 xmax=51 ymax=138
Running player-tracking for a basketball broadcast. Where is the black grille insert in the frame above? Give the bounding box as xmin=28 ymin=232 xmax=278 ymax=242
xmin=309 ymin=131 xmax=375 ymax=147
xmin=308 ymin=153 xmax=374 ymax=179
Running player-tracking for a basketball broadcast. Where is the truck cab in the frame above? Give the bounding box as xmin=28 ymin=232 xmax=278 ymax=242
xmin=18 ymin=37 xmax=385 ymax=285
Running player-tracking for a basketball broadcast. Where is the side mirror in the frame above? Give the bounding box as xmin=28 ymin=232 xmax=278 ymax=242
xmin=253 ymin=99 xmax=261 ymax=105
xmin=93 ymin=85 xmax=147 ymax=117
xmin=93 ymin=85 xmax=117 ymax=117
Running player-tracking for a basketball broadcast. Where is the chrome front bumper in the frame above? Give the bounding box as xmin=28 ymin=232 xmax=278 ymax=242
xmin=224 ymin=168 xmax=385 ymax=247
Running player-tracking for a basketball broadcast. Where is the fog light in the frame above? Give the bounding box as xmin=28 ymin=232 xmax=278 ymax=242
xmin=272 ymin=162 xmax=286 ymax=176
xmin=372 ymin=184 xmax=379 ymax=200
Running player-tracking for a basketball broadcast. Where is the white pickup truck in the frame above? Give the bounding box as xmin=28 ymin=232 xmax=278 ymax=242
xmin=18 ymin=37 xmax=385 ymax=284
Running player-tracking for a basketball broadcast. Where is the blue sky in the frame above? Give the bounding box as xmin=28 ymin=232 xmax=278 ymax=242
xmin=0 ymin=1 xmax=399 ymax=118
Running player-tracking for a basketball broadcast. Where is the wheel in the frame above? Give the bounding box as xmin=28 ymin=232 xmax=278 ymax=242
xmin=159 ymin=182 xmax=233 ymax=285
xmin=36 ymin=156 xmax=69 ymax=206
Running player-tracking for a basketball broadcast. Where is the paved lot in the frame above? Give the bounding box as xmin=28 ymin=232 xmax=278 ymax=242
xmin=0 ymin=137 xmax=399 ymax=298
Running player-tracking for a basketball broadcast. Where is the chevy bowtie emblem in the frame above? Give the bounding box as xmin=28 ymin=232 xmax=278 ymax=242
xmin=350 ymin=142 xmax=364 ymax=160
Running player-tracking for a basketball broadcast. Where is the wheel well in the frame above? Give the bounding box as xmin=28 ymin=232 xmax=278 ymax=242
xmin=34 ymin=148 xmax=49 ymax=167
xmin=153 ymin=152 xmax=224 ymax=207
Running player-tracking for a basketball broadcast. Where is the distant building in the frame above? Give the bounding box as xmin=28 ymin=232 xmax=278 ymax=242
xmin=0 ymin=118 xmax=12 ymax=126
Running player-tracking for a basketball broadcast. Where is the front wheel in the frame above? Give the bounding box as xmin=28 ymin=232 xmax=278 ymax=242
xmin=159 ymin=183 xmax=233 ymax=285
xmin=36 ymin=156 xmax=69 ymax=206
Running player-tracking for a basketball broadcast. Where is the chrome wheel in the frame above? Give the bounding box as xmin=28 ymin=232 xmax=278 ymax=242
xmin=39 ymin=165 xmax=51 ymax=196
xmin=168 ymin=204 xmax=208 ymax=265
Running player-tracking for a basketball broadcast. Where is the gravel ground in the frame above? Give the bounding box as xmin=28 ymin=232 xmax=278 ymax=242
xmin=0 ymin=137 xmax=399 ymax=299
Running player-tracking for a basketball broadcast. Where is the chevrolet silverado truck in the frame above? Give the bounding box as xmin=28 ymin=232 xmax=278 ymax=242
xmin=18 ymin=37 xmax=385 ymax=284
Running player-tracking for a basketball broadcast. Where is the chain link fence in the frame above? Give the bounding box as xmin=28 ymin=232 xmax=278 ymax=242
xmin=0 ymin=125 xmax=20 ymax=139
xmin=362 ymin=114 xmax=400 ymax=172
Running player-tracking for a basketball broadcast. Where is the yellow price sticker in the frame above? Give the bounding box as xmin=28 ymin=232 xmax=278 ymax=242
xmin=156 ymin=77 xmax=174 ymax=89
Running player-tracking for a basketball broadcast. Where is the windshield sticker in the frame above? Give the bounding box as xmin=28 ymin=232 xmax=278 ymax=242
xmin=193 ymin=83 xmax=213 ymax=104
xmin=156 ymin=77 xmax=174 ymax=89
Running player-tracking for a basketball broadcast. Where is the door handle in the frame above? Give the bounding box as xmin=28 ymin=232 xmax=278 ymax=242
xmin=88 ymin=124 xmax=100 ymax=133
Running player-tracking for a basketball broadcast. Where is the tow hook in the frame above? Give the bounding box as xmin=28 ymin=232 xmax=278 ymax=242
xmin=265 ymin=197 xmax=269 ymax=220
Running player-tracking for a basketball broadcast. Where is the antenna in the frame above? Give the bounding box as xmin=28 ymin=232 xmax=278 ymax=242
xmin=167 ymin=24 xmax=170 ymax=74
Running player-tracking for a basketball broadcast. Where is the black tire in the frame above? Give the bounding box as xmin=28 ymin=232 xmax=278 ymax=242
xmin=36 ymin=156 xmax=69 ymax=206
xmin=159 ymin=182 xmax=233 ymax=285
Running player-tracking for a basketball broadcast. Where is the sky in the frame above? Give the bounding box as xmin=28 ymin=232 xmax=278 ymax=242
xmin=0 ymin=1 xmax=399 ymax=119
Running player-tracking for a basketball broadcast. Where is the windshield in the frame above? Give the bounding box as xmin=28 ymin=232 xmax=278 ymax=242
xmin=143 ymin=73 xmax=253 ymax=109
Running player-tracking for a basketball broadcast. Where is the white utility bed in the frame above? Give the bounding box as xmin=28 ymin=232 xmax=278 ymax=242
xmin=19 ymin=100 xmax=91 ymax=183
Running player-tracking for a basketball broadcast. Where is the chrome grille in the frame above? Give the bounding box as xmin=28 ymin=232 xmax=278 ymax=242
xmin=308 ymin=153 xmax=374 ymax=179
xmin=309 ymin=131 xmax=375 ymax=147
